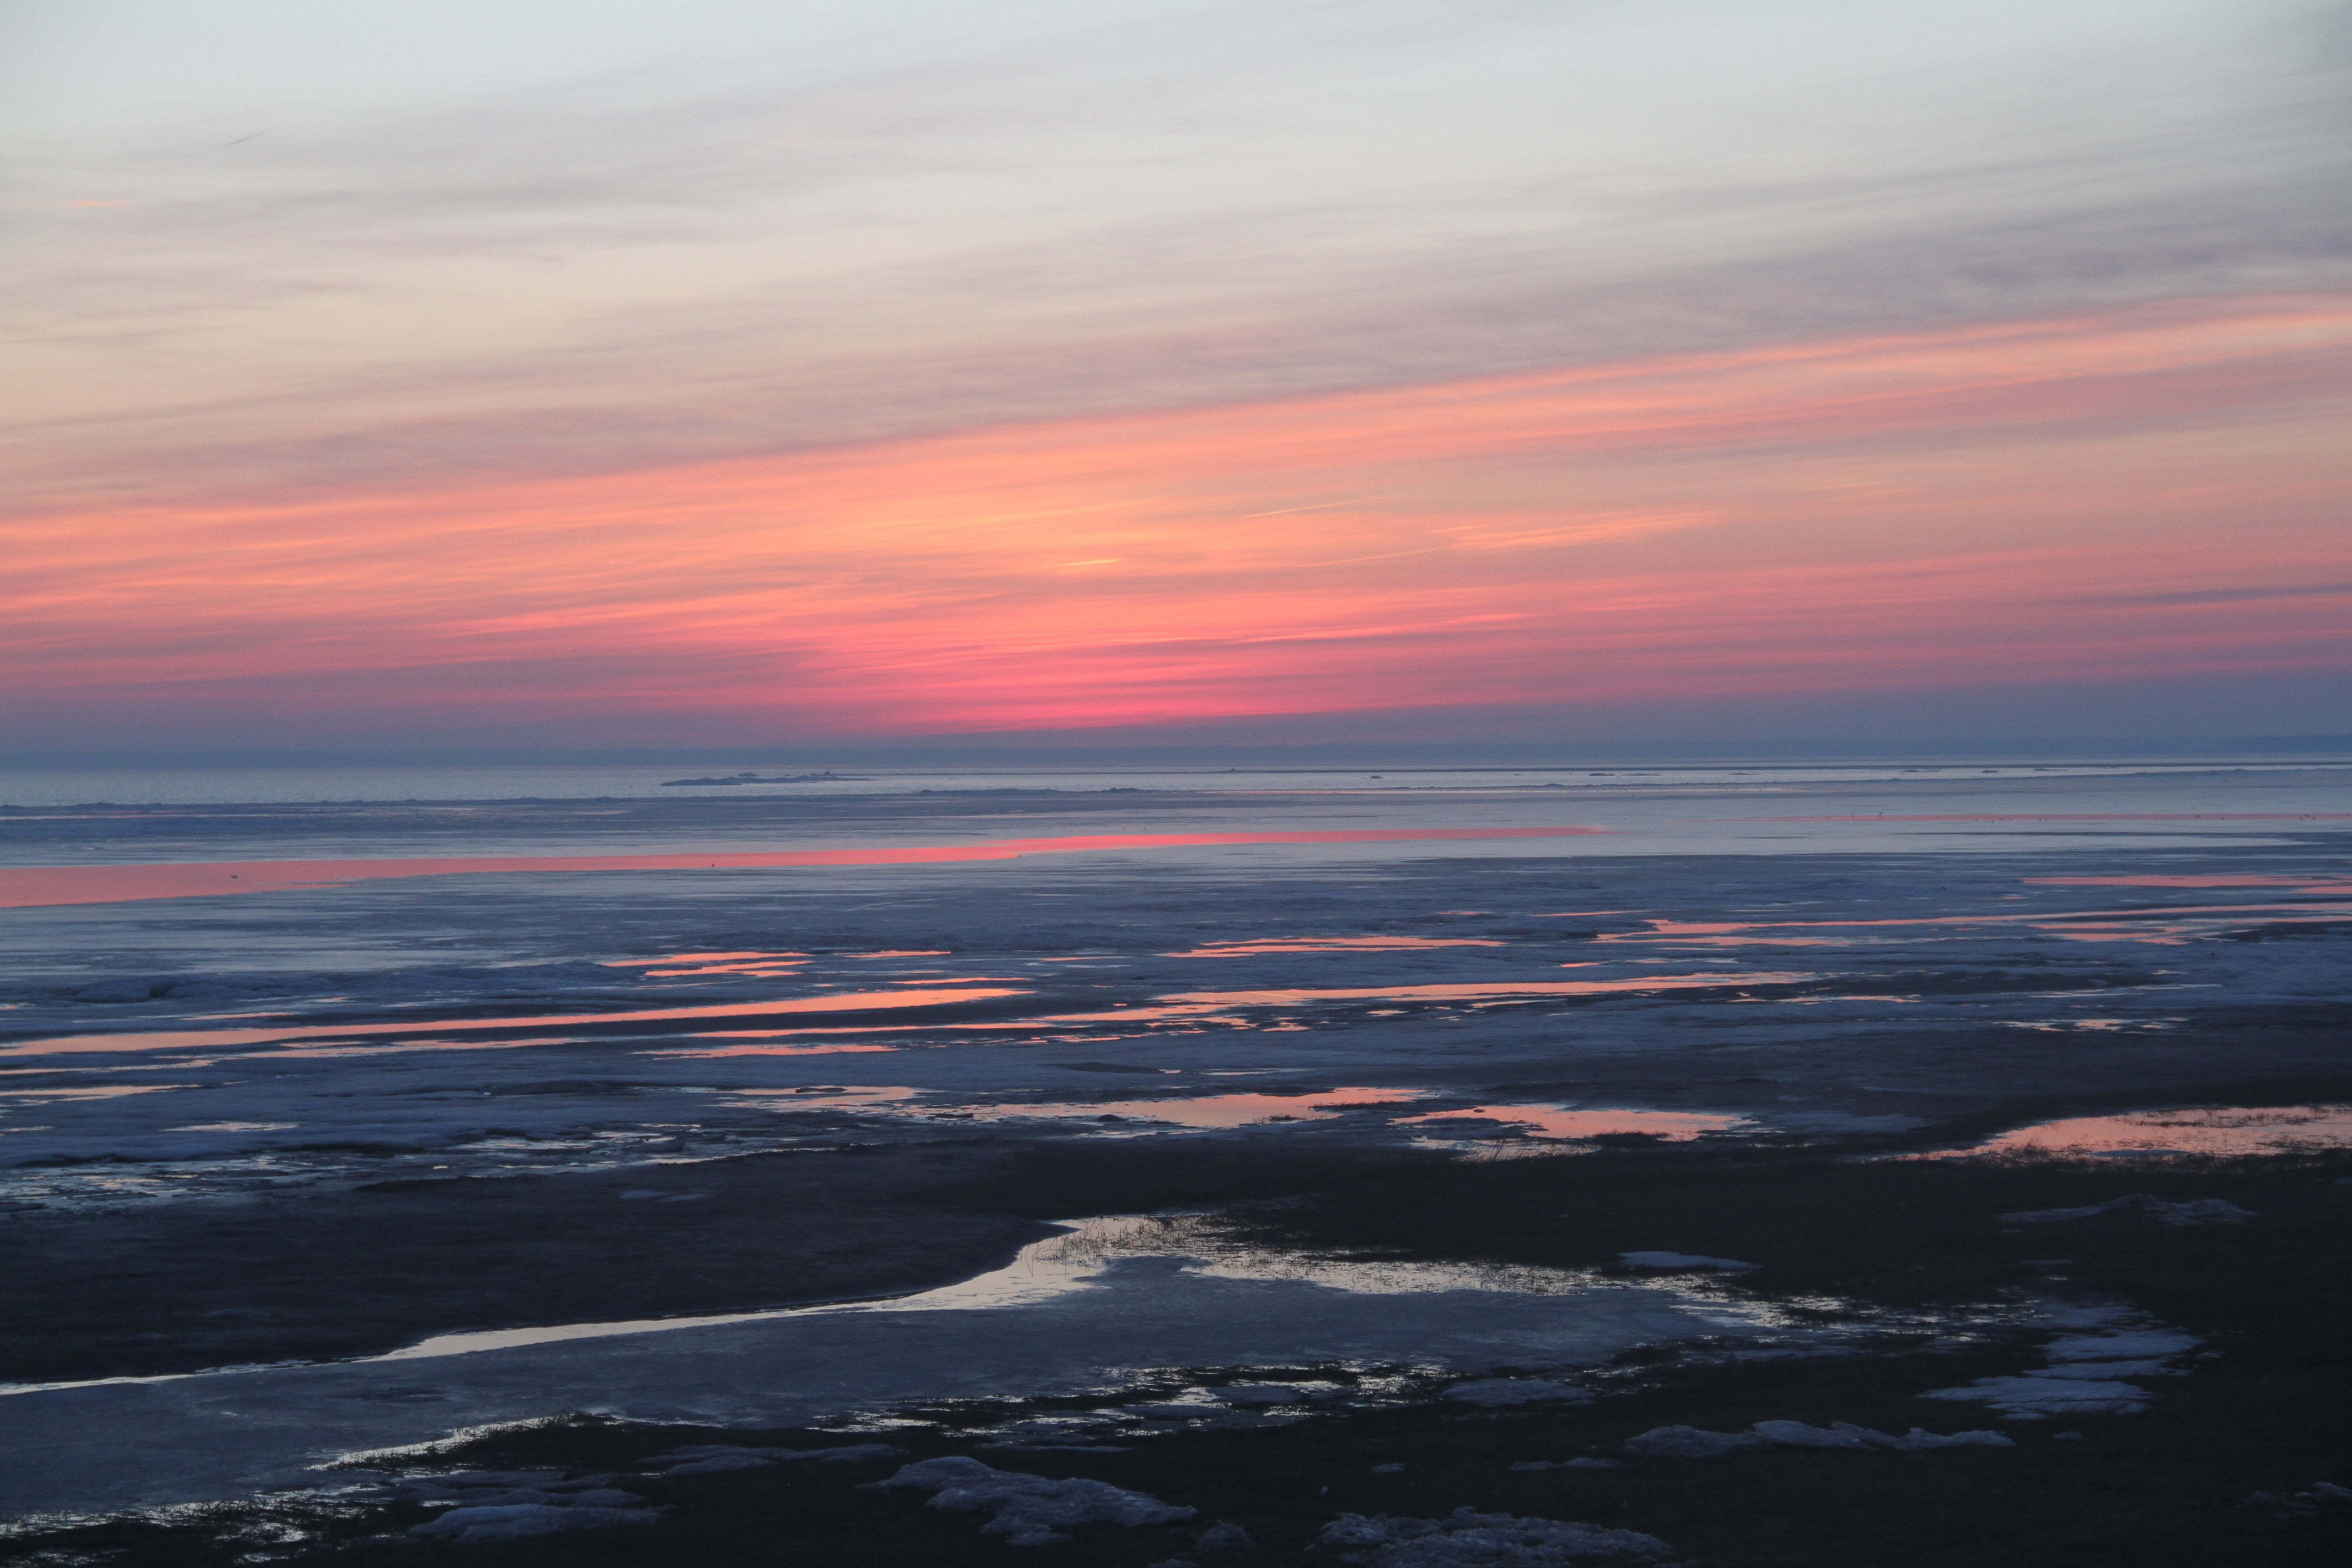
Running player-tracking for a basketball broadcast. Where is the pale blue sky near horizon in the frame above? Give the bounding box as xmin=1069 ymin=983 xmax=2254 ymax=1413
xmin=5 ymin=0 xmax=2347 ymax=752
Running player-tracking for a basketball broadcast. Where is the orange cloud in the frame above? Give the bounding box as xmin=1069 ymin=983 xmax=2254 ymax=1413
xmin=6 ymin=293 xmax=2347 ymax=740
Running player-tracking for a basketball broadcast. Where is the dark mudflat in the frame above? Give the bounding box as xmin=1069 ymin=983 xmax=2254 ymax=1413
xmin=0 ymin=1145 xmax=1052 ymax=1385
xmin=10 ymin=1142 xmax=2347 ymax=1567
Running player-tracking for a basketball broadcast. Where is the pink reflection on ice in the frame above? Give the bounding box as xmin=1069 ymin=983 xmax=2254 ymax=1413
xmin=1597 ymin=922 xmax=1846 ymax=947
xmin=0 ymin=988 xmax=1028 ymax=1058
xmin=973 ymin=1086 xmax=1430 ymax=1129
xmin=1158 ymin=972 xmax=1809 ymax=1005
xmin=600 ymin=951 xmax=810 ymax=977
xmin=730 ymin=1086 xmax=918 ymax=1110
xmin=1401 ymin=1105 xmax=1751 ymax=1141
xmin=1937 ymin=1104 xmax=2352 ymax=1157
xmin=1169 ymin=936 xmax=1508 ymax=956
xmin=664 ymin=1040 xmax=902 ymax=1057
xmin=1594 ymin=899 xmax=2352 ymax=947
xmin=0 ymin=827 xmax=1610 ymax=910
xmin=949 ymin=1004 xmax=1249 ymax=1029
xmin=2 ymin=1083 xmax=192 ymax=1104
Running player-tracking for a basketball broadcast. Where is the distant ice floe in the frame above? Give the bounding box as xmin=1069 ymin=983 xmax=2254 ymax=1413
xmin=1510 ymin=1458 xmax=1622 ymax=1472
xmin=1921 ymin=1322 xmax=2204 ymax=1418
xmin=1317 ymin=1508 xmax=1671 ymax=1564
xmin=1443 ymin=1379 xmax=1594 ymax=1406
xmin=643 ymin=1442 xmax=902 ymax=1475
xmin=408 ymin=1502 xmax=657 ymax=1544
xmin=867 ymin=1455 xmax=1194 ymax=1547
xmin=327 ymin=1467 xmax=666 ymax=1544
xmin=1618 ymin=1251 xmax=1759 ymax=1272
xmin=1624 ymin=1421 xmax=2013 ymax=1457
xmin=2000 ymin=1195 xmax=2252 ymax=1225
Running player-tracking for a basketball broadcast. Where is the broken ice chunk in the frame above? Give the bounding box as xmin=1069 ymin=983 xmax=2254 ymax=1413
xmin=645 ymin=1442 xmax=902 ymax=1473
xmin=1316 ymin=1507 xmax=1671 ymax=1563
xmin=1754 ymin=1421 xmax=2013 ymax=1450
xmin=1920 ymin=1377 xmax=2150 ymax=1416
xmin=1218 ymin=1383 xmax=1308 ymax=1406
xmin=408 ymin=1504 xmax=658 ymax=1543
xmin=2041 ymin=1330 xmax=2201 ymax=1362
xmin=1623 ymin=1426 xmax=1764 ymax=1458
xmin=1751 ymin=1420 xmax=1872 ymax=1449
xmin=1999 ymin=1195 xmax=2250 ymax=1226
xmin=867 ymin=1455 xmax=1195 ymax=1547
xmin=1444 ymin=1379 xmax=1594 ymax=1406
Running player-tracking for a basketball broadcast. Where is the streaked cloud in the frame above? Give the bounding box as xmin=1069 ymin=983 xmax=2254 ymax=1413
xmin=3 ymin=0 xmax=2346 ymax=746
xmin=6 ymin=294 xmax=2344 ymax=745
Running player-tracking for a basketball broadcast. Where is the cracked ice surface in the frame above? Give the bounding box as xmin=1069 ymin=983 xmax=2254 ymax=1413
xmin=0 ymin=1215 xmax=1797 ymax=1516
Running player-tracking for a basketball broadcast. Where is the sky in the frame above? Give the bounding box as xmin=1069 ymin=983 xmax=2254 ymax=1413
xmin=5 ymin=0 xmax=2348 ymax=754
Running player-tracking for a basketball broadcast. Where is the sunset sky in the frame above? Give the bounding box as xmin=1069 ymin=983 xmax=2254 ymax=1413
xmin=7 ymin=0 xmax=2347 ymax=753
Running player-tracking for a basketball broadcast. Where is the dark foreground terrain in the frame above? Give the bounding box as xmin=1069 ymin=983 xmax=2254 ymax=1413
xmin=8 ymin=1135 xmax=2347 ymax=1568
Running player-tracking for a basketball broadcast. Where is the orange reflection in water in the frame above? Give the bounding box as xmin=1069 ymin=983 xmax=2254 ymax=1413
xmin=0 ymin=988 xmax=1028 ymax=1058
xmin=0 ymin=827 xmax=1607 ymax=910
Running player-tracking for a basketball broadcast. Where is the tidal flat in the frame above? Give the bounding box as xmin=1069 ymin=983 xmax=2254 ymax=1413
xmin=1 ymin=760 xmax=2347 ymax=1563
